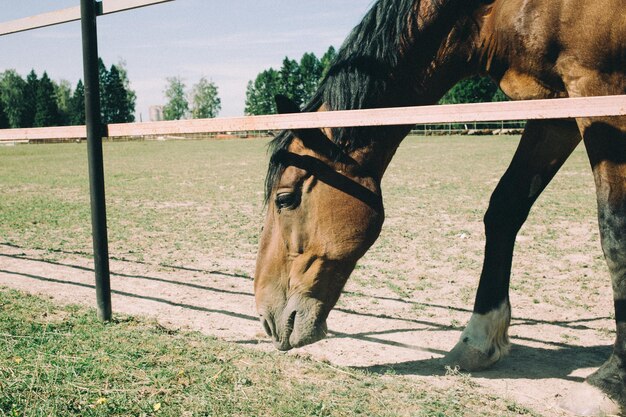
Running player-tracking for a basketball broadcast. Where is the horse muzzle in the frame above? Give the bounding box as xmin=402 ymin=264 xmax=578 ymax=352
xmin=259 ymin=295 xmax=329 ymax=350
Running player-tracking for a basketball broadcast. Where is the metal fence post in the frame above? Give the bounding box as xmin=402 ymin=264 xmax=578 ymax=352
xmin=80 ymin=0 xmax=112 ymax=321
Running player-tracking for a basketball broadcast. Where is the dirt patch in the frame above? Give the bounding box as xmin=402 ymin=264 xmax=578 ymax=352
xmin=0 ymin=242 xmax=613 ymax=417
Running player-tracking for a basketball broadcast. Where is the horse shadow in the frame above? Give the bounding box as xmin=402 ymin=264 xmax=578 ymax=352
xmin=352 ymin=342 xmax=612 ymax=382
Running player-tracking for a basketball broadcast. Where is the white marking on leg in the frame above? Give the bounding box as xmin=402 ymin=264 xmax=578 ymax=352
xmin=460 ymin=301 xmax=511 ymax=360
xmin=559 ymin=382 xmax=620 ymax=416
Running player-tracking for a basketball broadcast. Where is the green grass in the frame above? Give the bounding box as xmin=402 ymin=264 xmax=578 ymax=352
xmin=0 ymin=139 xmax=267 ymax=267
xmin=0 ymin=135 xmax=608 ymax=416
xmin=0 ymin=135 xmax=606 ymax=315
xmin=0 ymin=288 xmax=538 ymax=417
xmin=0 ymin=136 xmax=597 ymax=266
xmin=0 ymin=132 xmax=608 ymax=308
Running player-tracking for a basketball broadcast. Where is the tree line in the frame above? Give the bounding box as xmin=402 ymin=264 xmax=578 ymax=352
xmin=0 ymin=59 xmax=136 ymax=129
xmin=243 ymin=46 xmax=508 ymax=115
xmin=244 ymin=46 xmax=337 ymax=115
xmin=0 ymin=47 xmax=508 ymax=129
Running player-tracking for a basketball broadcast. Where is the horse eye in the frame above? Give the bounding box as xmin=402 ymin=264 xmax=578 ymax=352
xmin=275 ymin=191 xmax=300 ymax=211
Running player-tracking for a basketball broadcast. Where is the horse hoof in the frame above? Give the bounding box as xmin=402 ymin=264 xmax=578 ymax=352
xmin=444 ymin=339 xmax=500 ymax=371
xmin=558 ymin=383 xmax=621 ymax=416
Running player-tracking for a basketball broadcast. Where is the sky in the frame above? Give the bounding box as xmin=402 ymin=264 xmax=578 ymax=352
xmin=0 ymin=1 xmax=375 ymax=120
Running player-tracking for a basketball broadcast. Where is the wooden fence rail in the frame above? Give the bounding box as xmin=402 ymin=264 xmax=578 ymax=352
xmin=1 ymin=95 xmax=625 ymax=142
xmin=0 ymin=0 xmax=173 ymax=36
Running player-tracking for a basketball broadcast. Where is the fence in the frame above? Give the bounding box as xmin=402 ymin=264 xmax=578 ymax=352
xmin=1 ymin=94 xmax=625 ymax=142
xmin=0 ymin=0 xmax=174 ymax=321
xmin=1 ymin=2 xmax=626 ymax=321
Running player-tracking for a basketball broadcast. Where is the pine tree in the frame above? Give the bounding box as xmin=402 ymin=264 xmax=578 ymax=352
xmin=23 ymin=70 xmax=39 ymax=128
xmin=244 ymin=48 xmax=338 ymax=115
xmin=34 ymin=72 xmax=60 ymax=127
xmin=70 ymin=80 xmax=85 ymax=125
xmin=321 ymin=46 xmax=337 ymax=77
xmin=279 ymin=57 xmax=303 ymax=107
xmin=104 ymin=65 xmax=133 ymax=123
xmin=299 ymin=52 xmax=323 ymax=105
xmin=190 ymin=77 xmax=221 ymax=119
xmin=0 ymin=95 xmax=9 ymax=129
xmin=115 ymin=60 xmax=136 ymax=122
xmin=98 ymin=58 xmax=111 ymax=123
xmin=163 ymin=76 xmax=188 ymax=120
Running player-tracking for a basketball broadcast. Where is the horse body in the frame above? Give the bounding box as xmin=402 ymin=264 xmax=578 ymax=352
xmin=484 ymin=0 xmax=626 ymax=100
xmin=255 ymin=0 xmax=626 ymax=413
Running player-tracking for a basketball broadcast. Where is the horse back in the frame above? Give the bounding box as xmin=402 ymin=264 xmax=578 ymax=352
xmin=479 ymin=0 xmax=626 ymax=99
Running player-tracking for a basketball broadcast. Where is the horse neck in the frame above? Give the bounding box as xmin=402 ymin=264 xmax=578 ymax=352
xmin=349 ymin=11 xmax=480 ymax=179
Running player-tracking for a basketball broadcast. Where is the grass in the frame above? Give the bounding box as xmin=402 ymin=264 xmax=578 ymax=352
xmin=0 ymin=136 xmax=600 ymax=271
xmin=0 ymin=135 xmax=612 ymax=415
xmin=0 ymin=139 xmax=267 ymax=267
xmin=0 ymin=135 xmax=608 ymax=315
xmin=0 ymin=288 xmax=538 ymax=417
xmin=0 ymin=134 xmax=610 ymax=316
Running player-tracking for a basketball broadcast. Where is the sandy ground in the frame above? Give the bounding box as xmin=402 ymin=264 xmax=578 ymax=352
xmin=0 ymin=241 xmax=617 ymax=416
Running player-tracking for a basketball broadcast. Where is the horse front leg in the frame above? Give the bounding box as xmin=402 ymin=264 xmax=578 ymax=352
xmin=446 ymin=118 xmax=582 ymax=371
xmin=560 ymin=118 xmax=626 ymax=415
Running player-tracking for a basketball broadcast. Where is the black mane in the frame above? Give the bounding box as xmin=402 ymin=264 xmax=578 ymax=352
xmin=265 ymin=0 xmax=450 ymax=202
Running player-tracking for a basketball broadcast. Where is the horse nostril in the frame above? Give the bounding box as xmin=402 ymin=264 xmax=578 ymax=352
xmin=286 ymin=310 xmax=297 ymax=333
xmin=261 ymin=316 xmax=275 ymax=338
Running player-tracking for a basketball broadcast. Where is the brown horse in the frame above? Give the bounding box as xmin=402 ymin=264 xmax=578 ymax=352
xmin=254 ymin=0 xmax=626 ymax=413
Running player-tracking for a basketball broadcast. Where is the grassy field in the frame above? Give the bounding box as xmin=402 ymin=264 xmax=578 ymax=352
xmin=0 ymin=135 xmax=598 ymax=259
xmin=0 ymin=135 xmax=609 ymax=415
xmin=0 ymin=288 xmax=538 ymax=417
xmin=0 ymin=134 xmax=608 ymax=324
xmin=0 ymin=134 xmax=604 ymax=307
xmin=0 ymin=138 xmax=268 ymax=269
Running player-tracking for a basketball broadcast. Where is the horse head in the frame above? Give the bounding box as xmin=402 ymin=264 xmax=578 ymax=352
xmin=254 ymin=0 xmax=490 ymax=350
xmin=254 ymin=96 xmax=386 ymax=350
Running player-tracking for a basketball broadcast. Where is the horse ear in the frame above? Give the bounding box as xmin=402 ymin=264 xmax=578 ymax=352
xmin=274 ymin=95 xmax=337 ymax=158
xmin=275 ymin=95 xmax=301 ymax=114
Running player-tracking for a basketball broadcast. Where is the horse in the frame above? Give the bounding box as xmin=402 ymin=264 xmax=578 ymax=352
xmin=253 ymin=0 xmax=626 ymax=413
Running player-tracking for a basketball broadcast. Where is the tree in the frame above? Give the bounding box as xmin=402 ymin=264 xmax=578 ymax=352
xmin=70 ymin=79 xmax=85 ymax=125
xmin=244 ymin=47 xmax=337 ymax=115
xmin=103 ymin=65 xmax=134 ymax=123
xmin=94 ymin=60 xmax=136 ymax=123
xmin=98 ymin=58 xmax=111 ymax=122
xmin=491 ymin=88 xmax=509 ymax=102
xmin=299 ymin=52 xmax=323 ymax=105
xmin=190 ymin=77 xmax=221 ymax=119
xmin=0 ymin=96 xmax=8 ymax=129
xmin=23 ymin=70 xmax=39 ymax=128
xmin=0 ymin=70 xmax=26 ymax=128
xmin=55 ymin=79 xmax=72 ymax=126
xmin=320 ymin=46 xmax=337 ymax=77
xmin=115 ymin=60 xmax=136 ymax=122
xmin=0 ymin=61 xmax=135 ymax=127
xmin=440 ymin=76 xmax=508 ymax=104
xmin=163 ymin=76 xmax=188 ymax=120
xmin=279 ymin=57 xmax=303 ymax=107
xmin=244 ymin=68 xmax=281 ymax=115
xmin=34 ymin=72 xmax=60 ymax=127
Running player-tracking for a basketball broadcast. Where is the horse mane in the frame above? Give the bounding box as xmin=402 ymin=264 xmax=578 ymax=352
xmin=265 ymin=0 xmax=457 ymax=203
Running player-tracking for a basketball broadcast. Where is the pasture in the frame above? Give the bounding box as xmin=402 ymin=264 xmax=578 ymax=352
xmin=0 ymin=135 xmax=614 ymax=416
